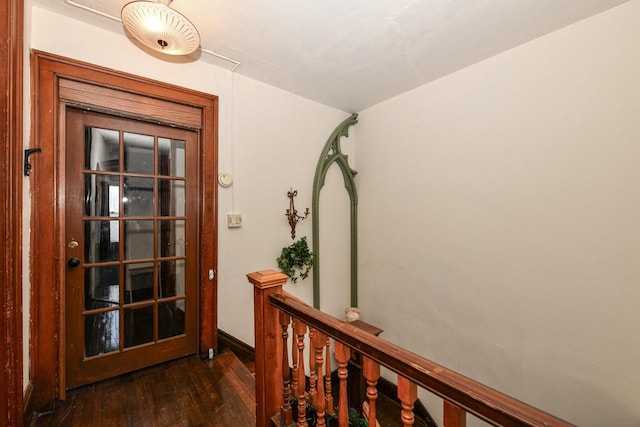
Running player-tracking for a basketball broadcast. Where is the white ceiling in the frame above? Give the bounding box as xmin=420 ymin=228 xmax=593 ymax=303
xmin=34 ymin=0 xmax=630 ymax=112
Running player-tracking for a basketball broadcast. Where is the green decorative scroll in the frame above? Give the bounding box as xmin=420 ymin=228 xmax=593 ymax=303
xmin=312 ymin=113 xmax=359 ymax=309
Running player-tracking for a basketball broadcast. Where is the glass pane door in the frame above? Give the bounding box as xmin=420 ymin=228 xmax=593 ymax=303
xmin=65 ymin=108 xmax=198 ymax=389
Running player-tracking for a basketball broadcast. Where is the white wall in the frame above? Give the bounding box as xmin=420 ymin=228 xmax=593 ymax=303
xmin=218 ymin=73 xmax=352 ymax=344
xmin=28 ymin=6 xmax=351 ymax=361
xmin=356 ymin=1 xmax=640 ymax=426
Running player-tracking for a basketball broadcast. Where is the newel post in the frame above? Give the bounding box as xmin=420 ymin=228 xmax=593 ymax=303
xmin=248 ymin=269 xmax=289 ymax=427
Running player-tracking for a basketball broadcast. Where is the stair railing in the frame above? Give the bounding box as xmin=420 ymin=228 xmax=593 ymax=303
xmin=249 ymin=270 xmax=575 ymax=427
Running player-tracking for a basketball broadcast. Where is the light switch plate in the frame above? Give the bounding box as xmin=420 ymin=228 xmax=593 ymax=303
xmin=227 ymin=213 xmax=242 ymax=228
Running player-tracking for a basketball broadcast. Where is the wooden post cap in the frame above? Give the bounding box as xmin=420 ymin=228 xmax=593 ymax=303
xmin=247 ymin=269 xmax=289 ymax=289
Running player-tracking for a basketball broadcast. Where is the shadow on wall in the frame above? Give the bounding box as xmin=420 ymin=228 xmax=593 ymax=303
xmin=539 ymin=377 xmax=638 ymax=427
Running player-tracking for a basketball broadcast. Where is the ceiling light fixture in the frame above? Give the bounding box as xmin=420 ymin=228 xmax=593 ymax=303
xmin=121 ymin=0 xmax=200 ymax=56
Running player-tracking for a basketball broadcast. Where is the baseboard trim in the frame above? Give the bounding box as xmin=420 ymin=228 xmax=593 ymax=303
xmin=217 ymin=329 xmax=255 ymax=356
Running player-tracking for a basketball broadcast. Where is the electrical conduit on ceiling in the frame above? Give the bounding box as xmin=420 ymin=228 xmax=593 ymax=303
xmin=64 ymin=0 xmax=241 ymax=71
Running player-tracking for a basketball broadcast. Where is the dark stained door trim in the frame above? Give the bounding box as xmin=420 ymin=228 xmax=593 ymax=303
xmin=0 ymin=0 xmax=24 ymax=425
xmin=30 ymin=51 xmax=218 ymax=408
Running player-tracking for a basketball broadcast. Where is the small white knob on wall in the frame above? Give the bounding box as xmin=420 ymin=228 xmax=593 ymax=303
xmin=218 ymin=171 xmax=233 ymax=187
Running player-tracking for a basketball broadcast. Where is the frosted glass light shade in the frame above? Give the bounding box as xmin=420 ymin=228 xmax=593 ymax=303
xmin=121 ymin=0 xmax=200 ymax=55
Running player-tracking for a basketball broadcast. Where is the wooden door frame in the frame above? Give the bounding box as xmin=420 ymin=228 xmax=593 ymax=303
xmin=0 ymin=0 xmax=24 ymax=425
xmin=29 ymin=51 xmax=218 ymax=408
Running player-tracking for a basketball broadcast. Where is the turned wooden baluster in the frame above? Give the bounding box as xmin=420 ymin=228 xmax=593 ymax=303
xmin=291 ymin=319 xmax=299 ymax=404
xmin=363 ymin=356 xmax=380 ymax=427
xmin=314 ymin=331 xmax=327 ymax=427
xmin=295 ymin=320 xmax=308 ymax=427
xmin=324 ymin=337 xmax=334 ymax=415
xmin=309 ymin=328 xmax=317 ymax=400
xmin=443 ymin=401 xmax=467 ymax=427
xmin=280 ymin=312 xmax=293 ymax=425
xmin=398 ymin=376 xmax=418 ymax=427
xmin=334 ymin=341 xmax=351 ymax=427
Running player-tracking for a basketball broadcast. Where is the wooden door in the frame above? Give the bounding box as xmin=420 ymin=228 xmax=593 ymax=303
xmin=64 ymin=107 xmax=199 ymax=389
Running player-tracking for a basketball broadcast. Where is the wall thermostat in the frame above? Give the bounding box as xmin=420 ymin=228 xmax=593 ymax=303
xmin=218 ymin=171 xmax=233 ymax=188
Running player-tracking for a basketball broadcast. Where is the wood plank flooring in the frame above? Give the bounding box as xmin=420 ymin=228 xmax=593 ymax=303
xmin=27 ymin=351 xmax=256 ymax=427
xmin=27 ymin=338 xmax=434 ymax=427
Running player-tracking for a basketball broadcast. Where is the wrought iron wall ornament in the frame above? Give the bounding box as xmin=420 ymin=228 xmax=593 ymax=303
xmin=312 ymin=113 xmax=359 ymax=309
xmin=285 ymin=188 xmax=310 ymax=240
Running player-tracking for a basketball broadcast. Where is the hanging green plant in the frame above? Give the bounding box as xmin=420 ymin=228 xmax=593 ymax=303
xmin=277 ymin=236 xmax=314 ymax=283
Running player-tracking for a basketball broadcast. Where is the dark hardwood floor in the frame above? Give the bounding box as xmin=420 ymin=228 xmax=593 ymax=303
xmin=26 ymin=350 xmax=255 ymax=427
xmin=27 ymin=337 xmax=433 ymax=426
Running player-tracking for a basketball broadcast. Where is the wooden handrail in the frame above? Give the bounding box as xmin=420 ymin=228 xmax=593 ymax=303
xmin=268 ymin=292 xmax=574 ymax=427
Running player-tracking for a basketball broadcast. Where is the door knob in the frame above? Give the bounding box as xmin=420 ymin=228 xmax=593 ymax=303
xmin=67 ymin=257 xmax=81 ymax=268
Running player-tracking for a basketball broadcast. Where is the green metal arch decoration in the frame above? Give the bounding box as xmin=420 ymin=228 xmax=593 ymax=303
xmin=312 ymin=113 xmax=359 ymax=309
